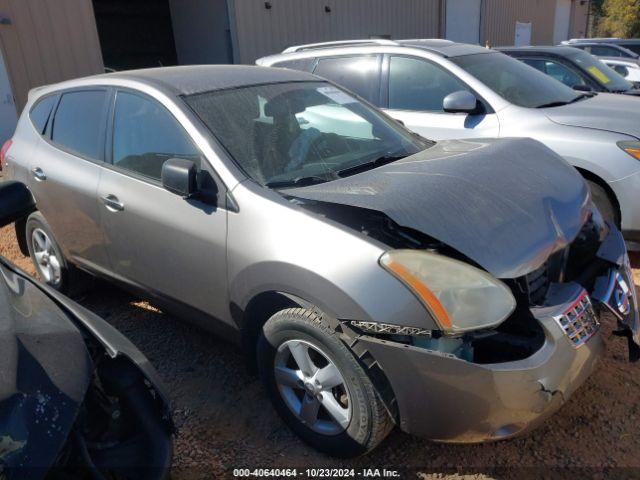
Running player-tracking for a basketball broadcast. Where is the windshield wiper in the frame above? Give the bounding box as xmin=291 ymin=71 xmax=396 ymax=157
xmin=336 ymin=154 xmax=407 ymax=178
xmin=536 ymin=93 xmax=590 ymax=109
xmin=265 ymin=175 xmax=330 ymax=189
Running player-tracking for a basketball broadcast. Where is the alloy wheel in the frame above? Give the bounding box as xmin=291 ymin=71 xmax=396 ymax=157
xmin=274 ymin=339 xmax=352 ymax=435
xmin=31 ymin=228 xmax=61 ymax=286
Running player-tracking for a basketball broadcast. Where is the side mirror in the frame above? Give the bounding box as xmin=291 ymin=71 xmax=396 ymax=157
xmin=443 ymin=90 xmax=479 ymax=114
xmin=161 ymin=158 xmax=198 ymax=198
xmin=613 ymin=65 xmax=630 ymax=77
xmin=572 ymin=84 xmax=593 ymax=92
xmin=0 ymin=181 xmax=35 ymax=228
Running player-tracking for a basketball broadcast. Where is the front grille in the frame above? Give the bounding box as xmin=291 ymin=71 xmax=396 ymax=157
xmin=526 ymin=263 xmax=550 ymax=306
xmin=552 ymin=291 xmax=600 ymax=348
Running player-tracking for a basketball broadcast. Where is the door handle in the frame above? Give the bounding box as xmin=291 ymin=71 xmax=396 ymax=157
xmin=101 ymin=194 xmax=124 ymax=212
xmin=31 ymin=167 xmax=46 ymax=182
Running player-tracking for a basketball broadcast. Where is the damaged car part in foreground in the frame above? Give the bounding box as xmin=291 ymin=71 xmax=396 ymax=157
xmin=0 ymin=182 xmax=173 ymax=479
xmin=4 ymin=66 xmax=638 ymax=457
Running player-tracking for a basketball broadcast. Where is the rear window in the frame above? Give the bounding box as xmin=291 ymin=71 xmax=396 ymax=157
xmin=51 ymin=90 xmax=108 ymax=161
xmin=29 ymin=95 xmax=57 ymax=134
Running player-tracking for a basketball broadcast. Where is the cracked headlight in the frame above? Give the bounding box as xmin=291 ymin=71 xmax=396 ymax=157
xmin=380 ymin=250 xmax=516 ymax=335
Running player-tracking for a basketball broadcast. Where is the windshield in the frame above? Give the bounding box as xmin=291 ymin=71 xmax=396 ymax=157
xmin=185 ymin=81 xmax=430 ymax=187
xmin=451 ymin=52 xmax=584 ymax=108
xmin=568 ymin=49 xmax=632 ymax=91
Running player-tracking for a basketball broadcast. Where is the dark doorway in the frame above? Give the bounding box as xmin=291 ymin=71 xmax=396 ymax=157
xmin=92 ymin=0 xmax=178 ymax=71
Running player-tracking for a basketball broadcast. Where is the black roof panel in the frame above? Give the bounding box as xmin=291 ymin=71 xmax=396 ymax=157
xmin=100 ymin=65 xmax=320 ymax=96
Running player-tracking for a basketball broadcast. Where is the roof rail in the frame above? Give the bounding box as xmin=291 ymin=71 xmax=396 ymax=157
xmin=283 ymin=39 xmax=399 ymax=53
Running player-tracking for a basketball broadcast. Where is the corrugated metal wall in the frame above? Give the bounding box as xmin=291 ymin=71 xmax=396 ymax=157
xmin=481 ymin=0 xmax=557 ymax=46
xmin=0 ymin=0 xmax=104 ymax=112
xmin=569 ymin=0 xmax=590 ymax=39
xmin=230 ymin=0 xmax=442 ymax=63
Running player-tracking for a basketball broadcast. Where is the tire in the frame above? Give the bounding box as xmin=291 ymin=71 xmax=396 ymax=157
xmin=586 ymin=179 xmax=619 ymax=227
xmin=25 ymin=211 xmax=74 ymax=293
xmin=257 ymin=308 xmax=393 ymax=458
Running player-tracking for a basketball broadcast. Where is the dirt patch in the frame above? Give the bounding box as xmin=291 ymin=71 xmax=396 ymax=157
xmin=2 ymin=224 xmax=639 ymax=479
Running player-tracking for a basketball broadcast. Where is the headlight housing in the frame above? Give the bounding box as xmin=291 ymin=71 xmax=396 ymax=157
xmin=380 ymin=250 xmax=516 ymax=335
xmin=617 ymin=141 xmax=640 ymax=161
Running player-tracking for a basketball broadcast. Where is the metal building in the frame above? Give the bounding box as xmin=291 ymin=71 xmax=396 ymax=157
xmin=0 ymin=0 xmax=591 ymax=140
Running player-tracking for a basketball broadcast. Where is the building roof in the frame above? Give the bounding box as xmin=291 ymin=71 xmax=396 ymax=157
xmin=100 ymin=65 xmax=319 ymax=96
xmin=396 ymin=39 xmax=491 ymax=57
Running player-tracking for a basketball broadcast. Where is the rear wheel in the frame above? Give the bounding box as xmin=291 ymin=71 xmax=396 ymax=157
xmin=25 ymin=211 xmax=74 ymax=293
xmin=586 ymin=179 xmax=619 ymax=227
xmin=257 ymin=308 xmax=393 ymax=458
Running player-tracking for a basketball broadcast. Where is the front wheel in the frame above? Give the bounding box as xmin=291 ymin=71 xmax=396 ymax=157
xmin=257 ymin=308 xmax=393 ymax=458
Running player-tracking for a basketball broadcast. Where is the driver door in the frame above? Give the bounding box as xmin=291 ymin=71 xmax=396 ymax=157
xmin=97 ymin=89 xmax=228 ymax=322
xmin=382 ymin=55 xmax=500 ymax=140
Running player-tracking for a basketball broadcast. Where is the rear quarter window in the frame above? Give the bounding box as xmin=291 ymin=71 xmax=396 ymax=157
xmin=29 ymin=95 xmax=57 ymax=134
xmin=51 ymin=90 xmax=108 ymax=161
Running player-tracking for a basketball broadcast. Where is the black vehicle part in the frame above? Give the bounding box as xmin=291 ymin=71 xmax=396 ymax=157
xmin=0 ymin=181 xmax=35 ymax=228
xmin=56 ymin=355 xmax=172 ymax=480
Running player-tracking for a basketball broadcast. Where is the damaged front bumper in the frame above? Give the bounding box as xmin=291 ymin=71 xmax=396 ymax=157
xmin=359 ymin=225 xmax=638 ymax=443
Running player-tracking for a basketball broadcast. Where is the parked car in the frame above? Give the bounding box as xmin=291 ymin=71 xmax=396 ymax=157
xmin=563 ymin=37 xmax=640 ymax=56
xmin=498 ymin=45 xmax=640 ymax=94
xmin=258 ymin=39 xmax=640 ymax=246
xmin=0 ymin=181 xmax=173 ymax=479
xmin=598 ymin=57 xmax=640 ymax=87
xmin=3 ymin=65 xmax=638 ymax=457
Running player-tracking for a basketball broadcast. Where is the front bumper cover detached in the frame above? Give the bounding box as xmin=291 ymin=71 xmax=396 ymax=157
xmin=360 ymin=225 xmax=638 ymax=443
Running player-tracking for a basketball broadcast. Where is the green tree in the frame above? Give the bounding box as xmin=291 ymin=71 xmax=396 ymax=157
xmin=596 ymin=0 xmax=640 ymax=38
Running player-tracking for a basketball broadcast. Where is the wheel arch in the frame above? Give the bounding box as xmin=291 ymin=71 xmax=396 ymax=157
xmin=236 ymin=290 xmax=399 ymax=424
xmin=576 ymin=167 xmax=621 ymax=226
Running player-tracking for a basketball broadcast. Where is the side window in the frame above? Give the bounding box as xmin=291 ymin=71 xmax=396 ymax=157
xmin=591 ymin=45 xmax=621 ymax=57
xmin=313 ymin=56 xmax=380 ymax=103
xmin=29 ymin=95 xmax=57 ymax=134
xmin=388 ymin=56 xmax=469 ymax=112
xmin=626 ymin=44 xmax=640 ymax=55
xmin=112 ymin=91 xmax=201 ymax=181
xmin=543 ymin=60 xmax=585 ymax=87
xmin=272 ymin=58 xmax=316 ymax=72
xmin=521 ymin=58 xmax=547 ymax=73
xmin=51 ymin=90 xmax=108 ymax=160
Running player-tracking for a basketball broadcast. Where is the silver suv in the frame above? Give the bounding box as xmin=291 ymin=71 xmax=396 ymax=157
xmin=258 ymin=39 xmax=640 ymax=247
xmin=3 ymin=65 xmax=638 ymax=456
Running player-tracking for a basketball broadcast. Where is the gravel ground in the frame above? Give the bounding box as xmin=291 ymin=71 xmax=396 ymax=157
xmin=2 ymin=224 xmax=640 ymax=479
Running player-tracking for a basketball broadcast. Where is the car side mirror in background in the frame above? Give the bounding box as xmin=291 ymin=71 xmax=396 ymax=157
xmin=573 ymin=84 xmax=593 ymax=92
xmin=0 ymin=181 xmax=35 ymax=228
xmin=161 ymin=158 xmax=198 ymax=198
xmin=613 ymin=65 xmax=630 ymax=78
xmin=443 ymin=90 xmax=479 ymax=114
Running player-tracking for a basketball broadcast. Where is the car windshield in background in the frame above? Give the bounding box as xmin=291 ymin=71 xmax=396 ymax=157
xmin=568 ymin=49 xmax=632 ymax=92
xmin=452 ymin=52 xmax=584 ymax=108
xmin=184 ymin=81 xmax=430 ymax=188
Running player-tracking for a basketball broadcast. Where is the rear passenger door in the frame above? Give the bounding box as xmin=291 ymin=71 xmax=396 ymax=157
xmin=97 ymin=89 xmax=228 ymax=321
xmin=29 ymin=88 xmax=111 ymax=269
xmin=382 ymin=55 xmax=499 ymax=140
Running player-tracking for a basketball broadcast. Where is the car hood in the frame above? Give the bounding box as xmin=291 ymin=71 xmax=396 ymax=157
xmin=543 ymin=93 xmax=640 ymax=139
xmin=286 ymin=138 xmax=590 ymax=279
